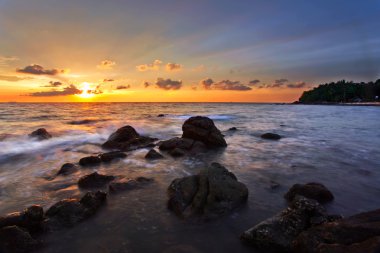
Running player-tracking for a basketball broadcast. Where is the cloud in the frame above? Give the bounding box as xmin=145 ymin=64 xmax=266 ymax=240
xmin=144 ymin=81 xmax=152 ymax=88
xmin=165 ymin=63 xmax=182 ymax=71
xmin=42 ymin=81 xmax=63 ymax=87
xmin=0 ymin=56 xmax=19 ymax=66
xmin=97 ymin=60 xmax=116 ymax=69
xmin=286 ymin=82 xmax=308 ymax=88
xmin=16 ymin=64 xmax=66 ymax=75
xmin=248 ymin=79 xmax=261 ymax=86
xmin=0 ymin=75 xmax=31 ymax=82
xmin=136 ymin=60 xmax=162 ymax=72
xmin=116 ymin=85 xmax=131 ymax=90
xmin=103 ymin=79 xmax=114 ymax=82
xmin=199 ymin=78 xmax=252 ymax=91
xmin=28 ymin=84 xmax=81 ymax=97
xmin=155 ymin=78 xmax=182 ymax=90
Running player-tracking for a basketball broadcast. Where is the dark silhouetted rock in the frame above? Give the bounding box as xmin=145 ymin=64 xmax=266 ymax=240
xmin=285 ymin=182 xmax=334 ymax=204
xmin=0 ymin=226 xmax=39 ymax=253
xmin=228 ymin=127 xmax=238 ymax=131
xmin=78 ymin=172 xmax=115 ymax=188
xmin=241 ymin=196 xmax=339 ymax=252
xmin=159 ymin=137 xmax=193 ymax=151
xmin=182 ymin=116 xmax=227 ymax=147
xmin=145 ymin=149 xmax=164 ymax=160
xmin=99 ymin=151 xmax=127 ymax=162
xmin=109 ymin=177 xmax=154 ymax=193
xmin=44 ymin=191 xmax=106 ymax=229
xmin=79 ymin=156 xmax=102 ymax=166
xmin=102 ymin=125 xmax=157 ymax=151
xmin=0 ymin=205 xmax=44 ymax=233
xmin=168 ymin=163 xmax=248 ymax=219
xmin=57 ymin=163 xmax=78 ymax=176
xmin=28 ymin=128 xmax=52 ymax=140
xmin=157 ymin=114 xmax=165 ymax=117
xmin=293 ymin=208 xmax=380 ymax=253
xmin=170 ymin=148 xmax=186 ymax=157
xmin=261 ymin=133 xmax=282 ymax=140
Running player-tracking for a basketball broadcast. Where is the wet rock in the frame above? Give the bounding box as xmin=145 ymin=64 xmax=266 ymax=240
xmin=78 ymin=172 xmax=115 ymax=188
xmin=293 ymin=208 xmax=380 ymax=253
xmin=102 ymin=125 xmax=157 ymax=151
xmin=109 ymin=177 xmax=154 ymax=193
xmin=157 ymin=114 xmax=165 ymax=117
xmin=28 ymin=128 xmax=52 ymax=140
xmin=182 ymin=116 xmax=227 ymax=147
xmin=44 ymin=191 xmax=107 ymax=229
xmin=79 ymin=156 xmax=102 ymax=166
xmin=240 ymin=196 xmax=338 ymax=252
xmin=261 ymin=133 xmax=282 ymax=140
xmin=0 ymin=226 xmax=39 ymax=253
xmin=228 ymin=127 xmax=238 ymax=131
xmin=168 ymin=163 xmax=248 ymax=219
xmin=99 ymin=151 xmax=127 ymax=162
xmin=57 ymin=163 xmax=78 ymax=176
xmin=170 ymin=148 xmax=186 ymax=157
xmin=284 ymin=182 xmax=334 ymax=204
xmin=145 ymin=149 xmax=164 ymax=160
xmin=159 ymin=137 xmax=193 ymax=151
xmin=0 ymin=205 xmax=44 ymax=232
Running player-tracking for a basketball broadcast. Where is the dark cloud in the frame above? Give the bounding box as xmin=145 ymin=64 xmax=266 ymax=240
xmin=16 ymin=64 xmax=66 ymax=75
xmin=42 ymin=81 xmax=62 ymax=87
xmin=116 ymin=85 xmax=131 ymax=90
xmin=103 ymin=79 xmax=114 ymax=82
xmin=271 ymin=79 xmax=289 ymax=88
xmin=248 ymin=79 xmax=261 ymax=85
xmin=165 ymin=63 xmax=182 ymax=71
xmin=286 ymin=82 xmax=308 ymax=88
xmin=155 ymin=78 xmax=182 ymax=90
xmin=144 ymin=81 xmax=152 ymax=88
xmin=97 ymin=60 xmax=116 ymax=69
xmin=88 ymin=84 xmax=103 ymax=94
xmin=28 ymin=84 xmax=81 ymax=97
xmin=199 ymin=78 xmax=252 ymax=91
xmin=0 ymin=75 xmax=31 ymax=82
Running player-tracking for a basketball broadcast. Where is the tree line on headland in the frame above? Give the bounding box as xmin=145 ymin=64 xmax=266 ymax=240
xmin=298 ymin=79 xmax=380 ymax=104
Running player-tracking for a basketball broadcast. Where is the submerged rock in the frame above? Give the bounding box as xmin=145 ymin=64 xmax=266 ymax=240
xmin=99 ymin=151 xmax=127 ymax=162
xmin=102 ymin=125 xmax=156 ymax=151
xmin=285 ymin=182 xmax=334 ymax=204
xmin=28 ymin=128 xmax=52 ymax=140
xmin=168 ymin=163 xmax=248 ymax=219
xmin=293 ymin=208 xmax=380 ymax=253
xmin=109 ymin=177 xmax=154 ymax=193
xmin=57 ymin=163 xmax=78 ymax=176
xmin=0 ymin=205 xmax=44 ymax=233
xmin=79 ymin=156 xmax=102 ymax=166
xmin=0 ymin=226 xmax=39 ymax=253
xmin=228 ymin=127 xmax=238 ymax=131
xmin=240 ymin=196 xmax=340 ymax=252
xmin=78 ymin=172 xmax=115 ymax=188
xmin=261 ymin=133 xmax=282 ymax=140
xmin=157 ymin=114 xmax=165 ymax=117
xmin=44 ymin=191 xmax=107 ymax=229
xmin=145 ymin=149 xmax=164 ymax=160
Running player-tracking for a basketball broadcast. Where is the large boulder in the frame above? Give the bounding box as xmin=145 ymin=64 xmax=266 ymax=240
xmin=28 ymin=128 xmax=52 ymax=141
xmin=44 ymin=191 xmax=106 ymax=229
xmin=285 ymin=182 xmax=334 ymax=204
xmin=168 ymin=163 xmax=248 ymax=219
xmin=0 ymin=226 xmax=39 ymax=253
xmin=102 ymin=125 xmax=156 ymax=151
xmin=182 ymin=116 xmax=227 ymax=147
xmin=79 ymin=156 xmax=102 ymax=166
xmin=292 ymin=208 xmax=380 ymax=253
xmin=0 ymin=205 xmax=44 ymax=233
xmin=240 ymin=196 xmax=340 ymax=252
xmin=78 ymin=172 xmax=115 ymax=189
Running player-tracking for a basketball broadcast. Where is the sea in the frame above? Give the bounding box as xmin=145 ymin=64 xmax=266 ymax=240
xmin=0 ymin=102 xmax=379 ymax=253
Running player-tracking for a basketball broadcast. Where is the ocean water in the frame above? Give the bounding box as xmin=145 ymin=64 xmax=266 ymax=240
xmin=0 ymin=102 xmax=379 ymax=253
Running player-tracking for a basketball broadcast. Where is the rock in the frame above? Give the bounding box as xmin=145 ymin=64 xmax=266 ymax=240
xmin=102 ymin=125 xmax=156 ymax=151
xmin=228 ymin=127 xmax=238 ymax=131
xmin=78 ymin=172 xmax=115 ymax=188
xmin=79 ymin=156 xmax=102 ymax=166
xmin=158 ymin=137 xmax=207 ymax=157
xmin=168 ymin=163 xmax=248 ymax=219
xmin=241 ymin=196 xmax=338 ymax=252
xmin=157 ymin=114 xmax=165 ymax=117
xmin=293 ymin=208 xmax=380 ymax=253
xmin=145 ymin=149 xmax=164 ymax=160
xmin=57 ymin=163 xmax=78 ymax=175
xmin=0 ymin=205 xmax=44 ymax=233
xmin=284 ymin=182 xmax=334 ymax=204
xmin=170 ymin=148 xmax=186 ymax=157
xmin=0 ymin=226 xmax=39 ymax=253
xmin=182 ymin=116 xmax=227 ymax=147
xmin=109 ymin=177 xmax=154 ymax=193
xmin=28 ymin=128 xmax=52 ymax=140
xmin=44 ymin=191 xmax=106 ymax=229
xmin=261 ymin=132 xmax=282 ymax=140
xmin=99 ymin=151 xmax=127 ymax=162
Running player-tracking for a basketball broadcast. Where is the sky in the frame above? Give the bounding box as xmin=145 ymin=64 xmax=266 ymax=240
xmin=0 ymin=0 xmax=379 ymax=102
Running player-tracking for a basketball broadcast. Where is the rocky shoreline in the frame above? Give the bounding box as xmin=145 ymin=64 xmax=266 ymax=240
xmin=1 ymin=116 xmax=379 ymax=253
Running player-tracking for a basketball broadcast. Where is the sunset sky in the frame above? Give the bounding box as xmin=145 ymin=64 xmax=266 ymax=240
xmin=0 ymin=0 xmax=379 ymax=102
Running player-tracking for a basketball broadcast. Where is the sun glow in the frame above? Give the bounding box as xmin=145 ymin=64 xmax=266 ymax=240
xmin=77 ymin=82 xmax=95 ymax=99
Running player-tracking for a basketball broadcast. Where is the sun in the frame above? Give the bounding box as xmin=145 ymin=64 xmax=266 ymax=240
xmin=77 ymin=82 xmax=95 ymax=99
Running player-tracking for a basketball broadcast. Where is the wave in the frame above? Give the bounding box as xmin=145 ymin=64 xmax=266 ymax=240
xmin=168 ymin=114 xmax=237 ymax=121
